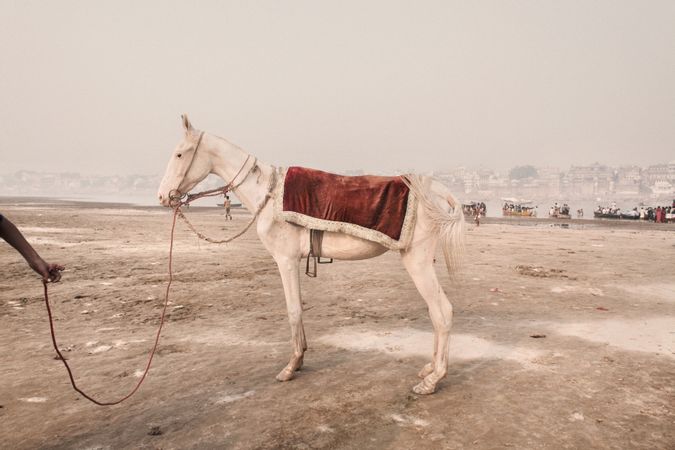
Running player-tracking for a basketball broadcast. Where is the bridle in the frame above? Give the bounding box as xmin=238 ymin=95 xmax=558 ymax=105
xmin=167 ymin=131 xmax=255 ymax=208
xmin=167 ymin=131 xmax=205 ymax=206
xmin=42 ymin=130 xmax=274 ymax=406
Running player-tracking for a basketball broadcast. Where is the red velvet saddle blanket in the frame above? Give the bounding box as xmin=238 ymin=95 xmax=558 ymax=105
xmin=281 ymin=166 xmax=412 ymax=242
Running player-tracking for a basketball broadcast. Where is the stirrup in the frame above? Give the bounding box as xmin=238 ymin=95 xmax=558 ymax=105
xmin=305 ymin=229 xmax=333 ymax=277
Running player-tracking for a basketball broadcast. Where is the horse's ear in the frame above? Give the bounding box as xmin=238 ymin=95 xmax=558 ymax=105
xmin=181 ymin=114 xmax=193 ymax=132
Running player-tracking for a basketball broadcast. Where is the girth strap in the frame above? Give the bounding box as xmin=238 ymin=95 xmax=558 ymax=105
xmin=305 ymin=229 xmax=333 ymax=277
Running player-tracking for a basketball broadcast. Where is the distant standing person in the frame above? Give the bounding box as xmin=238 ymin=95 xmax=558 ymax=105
xmin=0 ymin=213 xmax=64 ymax=282
xmin=224 ymin=195 xmax=232 ymax=220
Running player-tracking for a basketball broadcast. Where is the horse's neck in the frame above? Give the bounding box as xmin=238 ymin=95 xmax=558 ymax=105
xmin=208 ymin=134 xmax=274 ymax=212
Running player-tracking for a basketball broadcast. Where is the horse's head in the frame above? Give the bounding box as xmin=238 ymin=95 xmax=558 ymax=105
xmin=158 ymin=114 xmax=213 ymax=207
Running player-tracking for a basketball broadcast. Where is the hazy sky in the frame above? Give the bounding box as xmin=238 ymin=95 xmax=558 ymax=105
xmin=1 ymin=1 xmax=673 ymax=176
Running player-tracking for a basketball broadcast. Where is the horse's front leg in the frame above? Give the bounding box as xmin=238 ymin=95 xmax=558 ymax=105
xmin=274 ymin=255 xmax=306 ymax=382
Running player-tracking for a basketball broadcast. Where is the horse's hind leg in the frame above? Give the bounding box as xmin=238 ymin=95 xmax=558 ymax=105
xmin=418 ymin=333 xmax=438 ymax=379
xmin=401 ymin=243 xmax=453 ymax=395
xmin=274 ymin=255 xmax=306 ymax=381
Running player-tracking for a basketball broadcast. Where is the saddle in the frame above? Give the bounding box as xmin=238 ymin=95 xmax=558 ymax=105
xmin=275 ymin=167 xmax=418 ymax=253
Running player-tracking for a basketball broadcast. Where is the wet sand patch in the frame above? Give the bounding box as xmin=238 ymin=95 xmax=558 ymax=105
xmin=549 ymin=317 xmax=675 ymax=357
xmin=318 ymin=328 xmax=542 ymax=366
xmin=617 ymin=283 xmax=675 ymax=303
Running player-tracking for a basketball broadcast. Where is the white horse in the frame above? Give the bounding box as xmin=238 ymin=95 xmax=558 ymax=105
xmin=158 ymin=115 xmax=465 ymax=394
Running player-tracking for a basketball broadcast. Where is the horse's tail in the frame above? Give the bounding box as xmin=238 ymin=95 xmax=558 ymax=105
xmin=403 ymin=175 xmax=466 ymax=279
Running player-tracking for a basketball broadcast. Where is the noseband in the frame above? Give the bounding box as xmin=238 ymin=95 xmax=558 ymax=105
xmin=167 ymin=190 xmax=187 ymax=207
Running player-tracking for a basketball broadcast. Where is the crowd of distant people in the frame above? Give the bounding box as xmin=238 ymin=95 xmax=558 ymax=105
xmin=463 ymin=202 xmax=486 ymax=217
xmin=502 ymin=202 xmax=535 ymax=213
xmin=594 ymin=200 xmax=674 ymax=222
xmin=465 ymin=199 xmax=673 ymax=223
xmin=549 ymin=202 xmax=570 ymax=217
xmin=595 ymin=204 xmax=622 ymax=216
xmin=640 ymin=205 xmax=673 ymax=222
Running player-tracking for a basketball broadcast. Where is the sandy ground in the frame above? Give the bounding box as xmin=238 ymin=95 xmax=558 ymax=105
xmin=0 ymin=198 xmax=673 ymax=449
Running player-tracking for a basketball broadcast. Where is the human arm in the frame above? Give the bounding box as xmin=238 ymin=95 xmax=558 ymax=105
xmin=0 ymin=214 xmax=64 ymax=282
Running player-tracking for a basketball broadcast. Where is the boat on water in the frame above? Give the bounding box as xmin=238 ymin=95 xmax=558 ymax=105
xmin=502 ymin=198 xmax=537 ymax=217
xmin=550 ymin=212 xmax=571 ymax=219
xmin=504 ymin=208 xmax=537 ymax=217
xmin=548 ymin=203 xmax=572 ymax=219
xmin=594 ymin=203 xmax=674 ymax=221
xmin=593 ymin=207 xmax=639 ymax=220
xmin=593 ymin=211 xmax=621 ymax=219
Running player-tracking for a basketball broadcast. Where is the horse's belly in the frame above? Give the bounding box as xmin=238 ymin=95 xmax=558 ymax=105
xmin=320 ymin=231 xmax=388 ymax=260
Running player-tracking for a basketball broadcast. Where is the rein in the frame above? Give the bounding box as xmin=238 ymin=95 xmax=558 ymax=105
xmin=42 ymin=134 xmax=275 ymax=406
xmin=169 ymin=132 xmax=277 ymax=243
xmin=170 ymin=155 xmax=254 ymax=207
xmin=168 ymin=130 xmax=252 ymax=207
xmin=43 ymin=208 xmax=180 ymax=406
xmin=175 ymin=169 xmax=276 ymax=244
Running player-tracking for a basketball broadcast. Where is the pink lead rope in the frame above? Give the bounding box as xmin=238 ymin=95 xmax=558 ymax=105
xmin=42 ymin=208 xmax=180 ymax=406
xmin=42 ymin=138 xmax=261 ymax=405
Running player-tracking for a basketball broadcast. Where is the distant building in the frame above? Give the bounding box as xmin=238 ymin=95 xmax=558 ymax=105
xmin=644 ymin=162 xmax=675 ymax=188
xmin=652 ymin=180 xmax=674 ymax=195
xmin=433 ymin=168 xmax=466 ymax=193
xmin=614 ymin=165 xmax=642 ymax=196
xmin=537 ymin=167 xmax=562 ymax=197
xmin=564 ymin=163 xmax=613 ymax=197
xmin=463 ymin=170 xmax=479 ymax=193
xmin=0 ymin=170 xmax=161 ymax=197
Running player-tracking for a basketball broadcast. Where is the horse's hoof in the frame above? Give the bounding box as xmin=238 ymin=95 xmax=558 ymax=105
xmin=275 ymin=367 xmax=295 ymax=382
xmin=418 ymin=363 xmax=434 ymax=379
xmin=412 ymin=379 xmax=437 ymax=395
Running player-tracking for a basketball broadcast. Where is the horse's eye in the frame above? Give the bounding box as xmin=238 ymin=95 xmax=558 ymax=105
xmin=177 ymin=153 xmax=182 ymax=158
